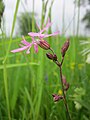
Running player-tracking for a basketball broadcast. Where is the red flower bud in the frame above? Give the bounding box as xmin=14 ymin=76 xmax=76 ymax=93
xmin=62 ymin=75 xmax=67 ymax=85
xmin=46 ymin=53 xmax=53 ymax=60
xmin=64 ymin=83 xmax=69 ymax=91
xmin=62 ymin=75 xmax=70 ymax=91
xmin=53 ymin=54 xmax=57 ymax=61
xmin=52 ymin=94 xmax=63 ymax=102
xmin=46 ymin=53 xmax=58 ymax=61
xmin=61 ymin=38 xmax=70 ymax=57
xmin=37 ymin=40 xmax=50 ymax=50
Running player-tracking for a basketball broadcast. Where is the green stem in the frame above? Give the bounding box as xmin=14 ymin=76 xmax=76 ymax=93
xmin=2 ymin=1 xmax=20 ymax=119
xmin=3 ymin=0 xmax=20 ymax=64
xmin=41 ymin=0 xmax=45 ymax=27
xmin=49 ymin=48 xmax=72 ymax=120
xmin=3 ymin=63 xmax=11 ymax=120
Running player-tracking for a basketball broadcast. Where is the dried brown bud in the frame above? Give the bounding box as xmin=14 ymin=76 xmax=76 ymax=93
xmin=37 ymin=40 xmax=50 ymax=50
xmin=53 ymin=54 xmax=57 ymax=61
xmin=46 ymin=53 xmax=53 ymax=60
xmin=61 ymin=38 xmax=70 ymax=57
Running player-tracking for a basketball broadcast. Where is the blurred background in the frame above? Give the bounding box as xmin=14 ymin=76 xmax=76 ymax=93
xmin=2 ymin=0 xmax=90 ymax=36
xmin=0 ymin=0 xmax=90 ymax=120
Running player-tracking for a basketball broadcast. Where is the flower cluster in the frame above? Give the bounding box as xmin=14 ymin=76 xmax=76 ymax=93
xmin=11 ymin=19 xmax=59 ymax=54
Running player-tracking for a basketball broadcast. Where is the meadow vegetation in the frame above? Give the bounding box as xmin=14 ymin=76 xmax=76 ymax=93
xmin=0 ymin=0 xmax=90 ymax=120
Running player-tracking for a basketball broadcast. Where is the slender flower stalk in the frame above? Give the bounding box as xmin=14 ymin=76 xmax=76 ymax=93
xmin=47 ymin=39 xmax=72 ymax=120
xmin=50 ymin=57 xmax=71 ymax=120
xmin=59 ymin=63 xmax=71 ymax=120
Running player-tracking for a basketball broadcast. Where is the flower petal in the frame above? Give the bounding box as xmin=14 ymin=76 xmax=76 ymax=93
xmin=44 ymin=31 xmax=60 ymax=38
xmin=36 ymin=22 xmax=41 ymax=31
xmin=11 ymin=46 xmax=29 ymax=53
xmin=31 ymin=37 xmax=35 ymax=41
xmin=26 ymin=47 xmax=31 ymax=54
xmin=28 ymin=32 xmax=45 ymax=39
xmin=21 ymin=39 xmax=30 ymax=46
xmin=40 ymin=18 xmax=52 ymax=33
xmin=28 ymin=32 xmax=40 ymax=37
xmin=34 ymin=43 xmax=38 ymax=53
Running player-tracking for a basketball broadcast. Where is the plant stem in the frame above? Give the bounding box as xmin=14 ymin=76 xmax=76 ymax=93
xmin=3 ymin=63 xmax=11 ymax=120
xmin=59 ymin=64 xmax=72 ymax=120
xmin=49 ymin=46 xmax=71 ymax=120
xmin=3 ymin=0 xmax=20 ymax=64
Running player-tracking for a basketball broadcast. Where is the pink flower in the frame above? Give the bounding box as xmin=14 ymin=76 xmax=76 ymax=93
xmin=11 ymin=19 xmax=59 ymax=54
xmin=11 ymin=36 xmax=38 ymax=54
xmin=28 ymin=19 xmax=59 ymax=39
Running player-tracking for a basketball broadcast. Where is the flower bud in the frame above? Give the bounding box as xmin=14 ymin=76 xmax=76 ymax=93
xmin=62 ymin=75 xmax=67 ymax=85
xmin=61 ymin=38 xmax=70 ymax=57
xmin=52 ymin=94 xmax=63 ymax=102
xmin=37 ymin=40 xmax=50 ymax=50
xmin=46 ymin=53 xmax=53 ymax=60
xmin=53 ymin=54 xmax=57 ymax=61
xmin=62 ymin=75 xmax=70 ymax=91
xmin=64 ymin=83 xmax=69 ymax=91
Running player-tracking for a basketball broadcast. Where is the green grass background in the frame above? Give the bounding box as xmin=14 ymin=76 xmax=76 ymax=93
xmin=0 ymin=0 xmax=90 ymax=120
